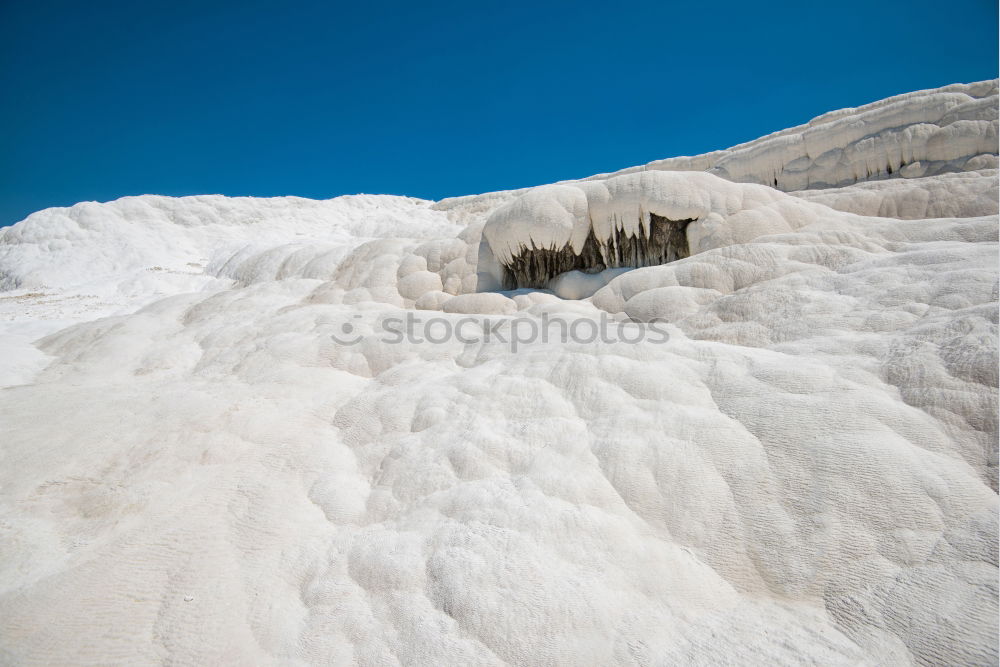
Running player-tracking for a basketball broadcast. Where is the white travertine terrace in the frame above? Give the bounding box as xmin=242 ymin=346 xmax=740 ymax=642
xmin=0 ymin=81 xmax=996 ymax=666
xmin=481 ymin=80 xmax=998 ymax=292
xmin=585 ymin=79 xmax=998 ymax=190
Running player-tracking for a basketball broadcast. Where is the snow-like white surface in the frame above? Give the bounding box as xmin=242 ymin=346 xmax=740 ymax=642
xmin=0 ymin=81 xmax=997 ymax=665
xmin=585 ymin=79 xmax=999 ymax=191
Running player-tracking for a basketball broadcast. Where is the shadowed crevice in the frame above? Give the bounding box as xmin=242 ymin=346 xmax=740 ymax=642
xmin=500 ymin=214 xmax=693 ymax=290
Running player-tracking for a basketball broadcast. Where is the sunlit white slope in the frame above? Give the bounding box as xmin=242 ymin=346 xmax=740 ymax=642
xmin=586 ymin=79 xmax=998 ymax=190
xmin=0 ymin=82 xmax=996 ymax=666
xmin=0 ymin=194 xmax=457 ymax=385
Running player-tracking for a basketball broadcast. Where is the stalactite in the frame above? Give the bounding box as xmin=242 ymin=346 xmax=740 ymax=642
xmin=500 ymin=214 xmax=693 ymax=290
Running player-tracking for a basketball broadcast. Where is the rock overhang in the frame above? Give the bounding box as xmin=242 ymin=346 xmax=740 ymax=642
xmin=482 ymin=171 xmax=785 ymax=290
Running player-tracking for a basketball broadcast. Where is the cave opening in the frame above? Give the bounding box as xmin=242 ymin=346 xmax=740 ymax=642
xmin=500 ymin=214 xmax=694 ymax=290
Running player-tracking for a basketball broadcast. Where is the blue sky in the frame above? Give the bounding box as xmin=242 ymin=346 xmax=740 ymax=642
xmin=1 ymin=0 xmax=997 ymax=226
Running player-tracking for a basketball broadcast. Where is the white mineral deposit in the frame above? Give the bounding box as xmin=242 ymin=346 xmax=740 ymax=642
xmin=0 ymin=80 xmax=996 ymax=665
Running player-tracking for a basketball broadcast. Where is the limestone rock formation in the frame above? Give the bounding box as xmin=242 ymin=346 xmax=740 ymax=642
xmin=0 ymin=80 xmax=996 ymax=666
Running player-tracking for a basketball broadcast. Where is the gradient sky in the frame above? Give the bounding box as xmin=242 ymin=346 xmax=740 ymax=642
xmin=2 ymin=0 xmax=997 ymax=226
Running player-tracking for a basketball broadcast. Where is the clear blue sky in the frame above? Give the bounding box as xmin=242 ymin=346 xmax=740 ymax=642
xmin=1 ymin=0 xmax=997 ymax=226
